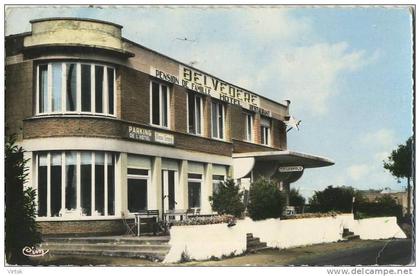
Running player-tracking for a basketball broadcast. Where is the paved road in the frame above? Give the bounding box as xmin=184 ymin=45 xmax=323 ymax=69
xmin=290 ymin=239 xmax=414 ymax=266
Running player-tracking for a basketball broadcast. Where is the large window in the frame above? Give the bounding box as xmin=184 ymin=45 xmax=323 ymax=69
xmin=260 ymin=117 xmax=271 ymax=146
xmin=188 ymin=173 xmax=202 ymax=209
xmin=36 ymin=62 xmax=115 ymax=116
xmin=245 ymin=112 xmax=254 ymax=142
xmin=187 ymin=92 xmax=203 ymax=135
xmin=127 ymin=168 xmax=149 ymax=212
xmin=211 ymin=101 xmax=225 ymax=139
xmin=212 ymin=175 xmax=225 ymax=195
xmin=150 ymin=81 xmax=170 ymax=128
xmin=36 ymin=151 xmax=116 ymax=218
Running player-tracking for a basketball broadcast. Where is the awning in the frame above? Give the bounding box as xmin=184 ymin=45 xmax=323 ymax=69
xmin=233 ymin=150 xmax=334 ymax=180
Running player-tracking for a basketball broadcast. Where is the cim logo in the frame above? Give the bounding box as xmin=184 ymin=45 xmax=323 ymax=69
xmin=22 ymin=246 xmax=49 ymax=257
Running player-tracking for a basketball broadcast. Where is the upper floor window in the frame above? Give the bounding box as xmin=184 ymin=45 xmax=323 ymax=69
xmin=150 ymin=81 xmax=170 ymax=128
xmin=211 ymin=101 xmax=225 ymax=140
xmin=36 ymin=62 xmax=115 ymax=116
xmin=187 ymin=92 xmax=203 ymax=135
xmin=245 ymin=112 xmax=254 ymax=142
xmin=260 ymin=117 xmax=271 ymax=146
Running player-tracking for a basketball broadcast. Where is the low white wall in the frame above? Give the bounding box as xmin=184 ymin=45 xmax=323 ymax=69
xmin=345 ymin=216 xmax=407 ymax=240
xmin=236 ymin=216 xmax=344 ymax=249
xmin=163 ymin=215 xmax=406 ymax=263
xmin=163 ymin=223 xmax=247 ymax=263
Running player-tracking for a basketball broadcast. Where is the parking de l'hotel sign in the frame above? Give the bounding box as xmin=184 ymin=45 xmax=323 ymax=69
xmin=151 ymin=66 xmax=272 ymax=117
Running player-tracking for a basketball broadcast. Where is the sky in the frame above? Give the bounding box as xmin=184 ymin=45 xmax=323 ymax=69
xmin=5 ymin=5 xmax=413 ymax=199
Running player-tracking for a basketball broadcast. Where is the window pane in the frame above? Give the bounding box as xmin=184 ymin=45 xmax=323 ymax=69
xmin=95 ymin=152 xmax=105 ymax=215
xmin=196 ymin=96 xmax=201 ymax=134
xmin=168 ymin=171 xmax=175 ymax=210
xmin=81 ymin=152 xmax=92 ymax=216
xmin=128 ymin=178 xmax=148 ymax=212
xmin=127 ymin=168 xmax=149 ymax=176
xmin=66 ymin=63 xmax=77 ymax=111
xmin=152 ymin=82 xmax=160 ymax=125
xmin=51 ymin=63 xmax=62 ymax=112
xmin=107 ymin=68 xmax=115 ymax=115
xmin=37 ymin=154 xmax=48 ymax=216
xmin=188 ymin=182 xmax=201 ymax=208
xmin=188 ymin=173 xmax=202 ymax=179
xmin=81 ymin=64 xmax=91 ymax=112
xmin=39 ymin=65 xmax=48 ymax=113
xmin=188 ymin=92 xmax=195 ymax=134
xmin=212 ymin=175 xmax=225 ymax=195
xmin=65 ymin=152 xmax=77 ymax=210
xmin=50 ymin=153 xmax=62 ymax=217
xmin=107 ymin=154 xmax=115 ymax=215
xmin=95 ymin=66 xmax=104 ymax=113
xmin=162 ymin=85 xmax=168 ymax=127
xmin=211 ymin=102 xmax=218 ymax=137
xmin=218 ymin=103 xmax=224 ymax=139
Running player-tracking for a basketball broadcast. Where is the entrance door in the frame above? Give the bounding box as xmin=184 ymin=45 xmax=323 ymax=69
xmin=162 ymin=170 xmax=177 ymax=216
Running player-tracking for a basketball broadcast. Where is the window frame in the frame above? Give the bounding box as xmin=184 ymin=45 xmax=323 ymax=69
xmin=260 ymin=117 xmax=272 ymax=146
xmin=186 ymin=91 xmax=203 ymax=136
xmin=245 ymin=112 xmax=254 ymax=142
xmin=187 ymin=173 xmax=203 ymax=209
xmin=127 ymin=166 xmax=150 ymax=214
xmin=35 ymin=61 xmax=116 ymax=117
xmin=211 ymin=101 xmax=225 ymax=140
xmin=35 ymin=151 xmax=117 ymax=221
xmin=149 ymin=80 xmax=170 ymax=129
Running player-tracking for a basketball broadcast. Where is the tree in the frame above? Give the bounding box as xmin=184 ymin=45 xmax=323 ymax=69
xmin=309 ymin=185 xmax=355 ymax=213
xmin=209 ymin=178 xmax=245 ymax=218
xmin=289 ymin=188 xmax=305 ymax=207
xmin=247 ymin=178 xmax=287 ymax=220
xmin=5 ymin=135 xmax=41 ymax=264
xmin=383 ymin=136 xmax=413 ymax=215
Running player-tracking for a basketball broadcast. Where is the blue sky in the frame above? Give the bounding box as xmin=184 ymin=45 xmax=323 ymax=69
xmin=5 ymin=6 xmax=413 ymax=198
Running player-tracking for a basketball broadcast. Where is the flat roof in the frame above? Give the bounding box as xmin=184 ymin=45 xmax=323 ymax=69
xmin=30 ymin=17 xmax=123 ymax=29
xmin=233 ymin=150 xmax=335 ymax=168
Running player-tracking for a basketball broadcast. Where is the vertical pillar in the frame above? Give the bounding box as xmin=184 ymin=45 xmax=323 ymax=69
xmin=152 ymin=157 xmax=162 ymax=216
xmin=178 ymin=160 xmax=188 ymax=209
xmin=284 ymin=182 xmax=290 ymax=206
xmin=117 ymin=152 xmax=127 ymax=217
xmin=202 ymin=163 xmax=213 ymax=213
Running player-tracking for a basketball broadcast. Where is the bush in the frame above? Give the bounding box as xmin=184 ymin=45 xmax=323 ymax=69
xmin=5 ymin=135 xmax=42 ymax=264
xmin=209 ymin=178 xmax=245 ymax=218
xmin=247 ymin=178 xmax=287 ymax=220
xmin=289 ymin=188 xmax=305 ymax=207
xmin=308 ymin=185 xmax=355 ymax=213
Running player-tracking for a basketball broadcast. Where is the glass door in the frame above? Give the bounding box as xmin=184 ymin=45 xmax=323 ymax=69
xmin=162 ymin=170 xmax=177 ymax=215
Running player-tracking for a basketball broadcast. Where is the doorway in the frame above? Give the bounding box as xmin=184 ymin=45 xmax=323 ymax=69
xmin=162 ymin=170 xmax=177 ymax=217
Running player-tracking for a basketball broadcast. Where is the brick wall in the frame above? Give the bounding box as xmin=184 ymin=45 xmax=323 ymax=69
xmin=37 ymin=218 xmax=158 ymax=236
xmin=232 ymin=139 xmax=280 ymax=153
xmin=5 ymin=61 xmax=34 ymax=141
xmin=23 ymin=117 xmax=233 ymax=156
xmin=120 ymin=66 xmax=150 ymax=124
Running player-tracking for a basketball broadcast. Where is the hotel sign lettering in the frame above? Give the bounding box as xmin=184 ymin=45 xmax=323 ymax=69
xmin=128 ymin=126 xmax=174 ymax=145
xmin=151 ymin=66 xmax=272 ymax=117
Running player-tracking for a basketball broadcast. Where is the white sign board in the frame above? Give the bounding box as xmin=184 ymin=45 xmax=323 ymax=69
xmin=278 ymin=166 xmax=304 ymax=173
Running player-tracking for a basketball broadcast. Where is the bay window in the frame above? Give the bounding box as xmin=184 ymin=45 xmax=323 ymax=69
xmin=187 ymin=91 xmax=203 ymax=135
xmin=260 ymin=117 xmax=271 ymax=146
xmin=211 ymin=101 xmax=225 ymax=139
xmin=36 ymin=62 xmax=115 ymax=116
xmin=150 ymin=81 xmax=170 ymax=128
xmin=36 ymin=151 xmax=117 ymax=218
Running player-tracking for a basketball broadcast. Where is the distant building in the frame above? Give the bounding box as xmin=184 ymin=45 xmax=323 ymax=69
xmin=358 ymin=187 xmax=410 ymax=215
